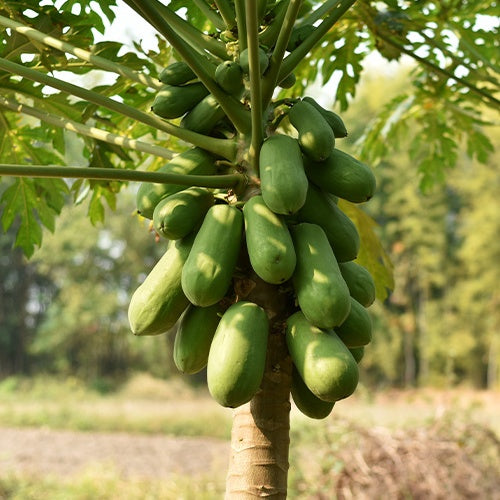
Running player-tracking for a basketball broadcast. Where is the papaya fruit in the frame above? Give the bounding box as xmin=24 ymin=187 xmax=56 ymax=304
xmin=278 ymin=72 xmax=296 ymax=89
xmin=136 ymin=148 xmax=216 ymax=220
xmin=293 ymin=184 xmax=360 ymax=262
xmin=181 ymin=204 xmax=243 ymax=307
xmin=259 ymin=134 xmax=308 ymax=215
xmin=207 ymin=301 xmax=269 ymax=408
xmin=239 ymin=46 xmax=269 ymax=75
xmin=173 ymin=304 xmax=221 ymax=374
xmin=215 ymin=61 xmax=244 ymax=96
xmin=180 ymin=94 xmax=226 ymax=135
xmin=339 ymin=261 xmax=376 ymax=307
xmin=128 ymin=235 xmax=194 ymax=336
xmin=288 ymin=100 xmax=335 ymax=162
xmin=291 ymin=366 xmax=335 ymax=419
xmin=151 ymin=82 xmax=209 ymax=119
xmin=349 ymin=346 xmax=365 ymax=363
xmin=243 ymin=195 xmax=296 ymax=284
xmin=335 ymin=297 xmax=372 ymax=348
xmin=305 ymin=148 xmax=376 ymax=203
xmin=158 ymin=61 xmax=196 ymax=85
xmin=286 ymin=24 xmax=315 ymax=52
xmin=286 ymin=311 xmax=359 ymax=402
xmin=302 ymin=96 xmax=348 ymax=138
xmin=290 ymin=222 xmax=351 ymax=329
xmin=153 ymin=187 xmax=214 ymax=240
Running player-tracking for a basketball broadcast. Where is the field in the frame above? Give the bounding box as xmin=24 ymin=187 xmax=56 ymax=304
xmin=0 ymin=374 xmax=499 ymax=499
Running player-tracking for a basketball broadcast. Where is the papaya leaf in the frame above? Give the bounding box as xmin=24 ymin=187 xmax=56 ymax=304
xmin=338 ymin=199 xmax=394 ymax=302
xmin=0 ymin=176 xmax=68 ymax=258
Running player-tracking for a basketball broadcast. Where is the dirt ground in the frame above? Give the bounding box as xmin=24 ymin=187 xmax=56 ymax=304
xmin=0 ymin=427 xmax=230 ymax=479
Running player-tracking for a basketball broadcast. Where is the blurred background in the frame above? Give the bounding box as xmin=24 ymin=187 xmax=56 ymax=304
xmin=0 ymin=4 xmax=499 ymax=500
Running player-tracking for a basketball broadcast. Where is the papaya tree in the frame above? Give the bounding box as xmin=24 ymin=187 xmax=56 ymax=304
xmin=0 ymin=0 xmax=497 ymax=496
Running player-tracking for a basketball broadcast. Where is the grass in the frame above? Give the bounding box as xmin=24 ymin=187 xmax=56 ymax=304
xmin=0 ymin=373 xmax=232 ymax=440
xmin=0 ymin=374 xmax=499 ymax=498
xmin=0 ymin=466 xmax=225 ymax=500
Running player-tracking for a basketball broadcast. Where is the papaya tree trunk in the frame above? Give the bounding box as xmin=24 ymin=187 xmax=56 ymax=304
xmin=227 ymin=273 xmax=294 ymax=498
xmin=226 ymin=324 xmax=292 ymax=498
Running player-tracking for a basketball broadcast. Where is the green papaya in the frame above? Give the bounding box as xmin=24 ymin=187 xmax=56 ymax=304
xmin=151 ymin=83 xmax=209 ymax=119
xmin=286 ymin=24 xmax=315 ymax=52
xmin=291 ymin=366 xmax=335 ymax=419
xmin=239 ymin=47 xmax=269 ymax=75
xmin=136 ymin=148 xmax=216 ymax=220
xmin=302 ymin=97 xmax=348 ymax=138
xmin=278 ymin=72 xmax=296 ymax=89
xmin=290 ymin=223 xmax=351 ymax=329
xmin=180 ymin=94 xmax=226 ymax=135
xmin=207 ymin=301 xmax=269 ymax=408
xmin=305 ymin=149 xmax=376 ymax=203
xmin=243 ymin=195 xmax=296 ymax=284
xmin=349 ymin=346 xmax=365 ymax=363
xmin=259 ymin=134 xmax=308 ymax=215
xmin=153 ymin=187 xmax=214 ymax=240
xmin=215 ymin=61 xmax=244 ymax=96
xmin=288 ymin=100 xmax=335 ymax=162
xmin=335 ymin=297 xmax=372 ymax=348
xmin=339 ymin=261 xmax=376 ymax=307
xmin=293 ymin=184 xmax=360 ymax=262
xmin=181 ymin=204 xmax=243 ymax=307
xmin=173 ymin=304 xmax=221 ymax=374
xmin=158 ymin=61 xmax=196 ymax=85
xmin=286 ymin=311 xmax=359 ymax=402
xmin=128 ymin=235 xmax=194 ymax=336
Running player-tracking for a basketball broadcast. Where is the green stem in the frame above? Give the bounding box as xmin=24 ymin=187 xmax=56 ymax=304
xmin=192 ymin=0 xmax=226 ymax=31
xmin=258 ymin=0 xmax=290 ymax=48
xmin=0 ymin=164 xmax=245 ymax=189
xmin=245 ymin=0 xmax=264 ymax=175
xmin=214 ymin=0 xmax=237 ymax=29
xmin=154 ymin=2 xmax=229 ymax=60
xmin=0 ymin=97 xmax=175 ymax=160
xmin=234 ymin=0 xmax=248 ymax=52
xmin=262 ymin=0 xmax=303 ymax=108
xmin=0 ymin=57 xmax=238 ymax=161
xmin=278 ymin=0 xmax=357 ymax=82
xmin=0 ymin=14 xmax=162 ymax=89
xmin=375 ymin=31 xmax=500 ymax=108
xmin=296 ymin=0 xmax=338 ymax=26
xmin=125 ymin=0 xmax=252 ymax=134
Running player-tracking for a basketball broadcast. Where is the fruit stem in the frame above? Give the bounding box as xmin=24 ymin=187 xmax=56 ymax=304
xmin=0 ymin=97 xmax=175 ymax=161
xmin=0 ymin=57 xmax=238 ymax=161
xmin=214 ymin=0 xmax=237 ymax=30
xmin=262 ymin=0 xmax=303 ymax=108
xmin=234 ymin=0 xmax=248 ymax=52
xmin=278 ymin=0 xmax=358 ymax=82
xmin=192 ymin=0 xmax=227 ymax=31
xmin=245 ymin=0 xmax=264 ymax=175
xmin=0 ymin=164 xmax=246 ymax=190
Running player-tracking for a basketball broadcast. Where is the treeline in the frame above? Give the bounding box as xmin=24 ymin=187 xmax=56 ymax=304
xmin=1 ymin=73 xmax=498 ymax=389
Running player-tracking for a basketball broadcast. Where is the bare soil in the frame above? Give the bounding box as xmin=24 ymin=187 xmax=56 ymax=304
xmin=0 ymin=427 xmax=230 ymax=479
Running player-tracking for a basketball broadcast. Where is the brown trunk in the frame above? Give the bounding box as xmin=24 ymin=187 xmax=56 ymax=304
xmin=226 ymin=272 xmax=294 ymax=498
xmin=225 ymin=325 xmax=292 ymax=498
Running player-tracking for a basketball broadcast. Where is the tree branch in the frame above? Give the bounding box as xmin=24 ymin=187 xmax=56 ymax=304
xmin=0 ymin=57 xmax=238 ymax=161
xmin=0 ymin=97 xmax=175 ymax=160
xmin=124 ymin=0 xmax=252 ymax=134
xmin=375 ymin=31 xmax=500 ymax=109
xmin=0 ymin=164 xmax=246 ymax=189
xmin=0 ymin=14 xmax=162 ymax=90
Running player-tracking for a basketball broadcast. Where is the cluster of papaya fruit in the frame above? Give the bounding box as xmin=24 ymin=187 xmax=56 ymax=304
xmin=128 ymin=50 xmax=377 ymax=417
